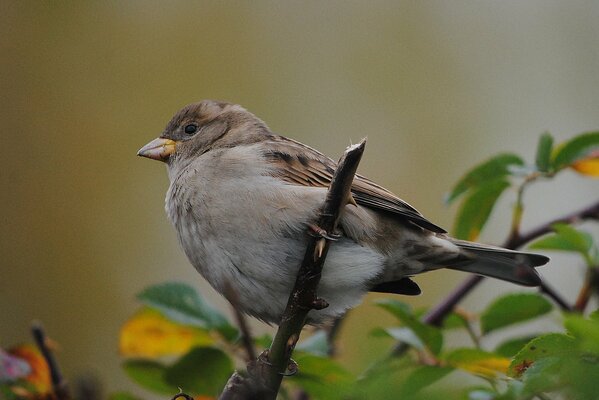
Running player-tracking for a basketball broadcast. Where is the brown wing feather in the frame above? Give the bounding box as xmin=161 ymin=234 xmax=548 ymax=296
xmin=261 ymin=136 xmax=446 ymax=233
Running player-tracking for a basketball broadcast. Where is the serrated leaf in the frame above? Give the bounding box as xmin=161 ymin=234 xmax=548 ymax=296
xmin=552 ymin=131 xmax=599 ymax=171
xmin=164 ymin=347 xmax=233 ymax=397
xmin=291 ymin=353 xmax=355 ymax=400
xmin=375 ymin=299 xmax=443 ymax=355
xmin=295 ymin=330 xmax=330 ymax=356
xmin=137 ymin=282 xmax=237 ymax=341
xmin=528 ymin=223 xmax=593 ymax=256
xmin=397 ymin=366 xmax=453 ymax=397
xmin=446 ymin=153 xmax=524 ymax=204
xmin=444 ymin=348 xmax=510 ymax=377
xmin=508 ymin=333 xmax=574 ymax=377
xmin=453 ymin=179 xmax=511 ymax=240
xmin=122 ymin=359 xmax=177 ymax=395
xmin=535 ymin=132 xmax=554 ymax=172
xmin=480 ymin=293 xmax=552 ymax=334
xmin=495 ymin=336 xmax=537 ymax=357
xmin=119 ymin=307 xmax=214 ymax=358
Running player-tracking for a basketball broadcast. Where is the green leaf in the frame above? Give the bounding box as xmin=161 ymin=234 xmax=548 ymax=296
xmin=508 ymin=333 xmax=575 ymax=377
xmin=441 ymin=312 xmax=470 ymax=330
xmin=519 ymin=357 xmax=564 ymax=395
xmin=164 ymin=347 xmax=233 ymax=397
xmin=446 ymin=153 xmax=524 ymax=204
xmin=397 ymin=366 xmax=453 ymax=397
xmin=495 ymin=336 xmax=538 ymax=357
xmin=529 ymin=223 xmax=593 ymax=256
xmin=295 ymin=330 xmax=330 ymax=356
xmin=122 ymin=359 xmax=177 ymax=395
xmin=453 ymin=179 xmax=511 ymax=240
xmin=137 ymin=282 xmax=238 ymax=340
xmin=535 ymin=132 xmax=554 ymax=173
xmin=444 ymin=348 xmax=510 ymax=377
xmin=375 ymin=299 xmax=443 ymax=355
xmin=520 ymin=353 xmax=599 ymax=399
xmin=292 ymin=353 xmax=355 ymax=400
xmin=480 ymin=293 xmax=553 ymax=334
xmin=552 ymin=131 xmax=599 ymax=170
xmin=380 ymin=327 xmax=426 ymax=350
xmin=564 ymin=314 xmax=599 ymax=354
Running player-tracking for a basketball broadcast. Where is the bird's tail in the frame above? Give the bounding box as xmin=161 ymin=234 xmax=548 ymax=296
xmin=447 ymin=239 xmax=549 ymax=286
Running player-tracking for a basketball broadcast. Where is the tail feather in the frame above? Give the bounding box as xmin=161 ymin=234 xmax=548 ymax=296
xmin=447 ymin=240 xmax=549 ymax=287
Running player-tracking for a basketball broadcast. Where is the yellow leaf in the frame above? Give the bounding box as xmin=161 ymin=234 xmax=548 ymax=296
xmin=446 ymin=349 xmax=510 ymax=378
xmin=571 ymin=151 xmax=599 ymax=177
xmin=120 ymin=308 xmax=214 ymax=358
xmin=455 ymin=356 xmax=510 ymax=377
xmin=8 ymin=344 xmax=51 ymax=394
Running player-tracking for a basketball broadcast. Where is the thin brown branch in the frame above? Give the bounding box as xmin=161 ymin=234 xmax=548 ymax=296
xmin=261 ymin=139 xmax=366 ymax=398
xmin=218 ymin=139 xmax=367 ymax=399
xmin=504 ymin=199 xmax=599 ymax=249
xmin=224 ymin=282 xmax=257 ymax=362
xmin=30 ymin=321 xmax=71 ymax=400
xmin=392 ymin=199 xmax=599 ymax=355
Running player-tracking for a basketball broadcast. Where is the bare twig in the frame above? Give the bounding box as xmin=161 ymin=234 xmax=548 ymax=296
xmin=504 ymin=200 xmax=599 ymax=250
xmin=326 ymin=316 xmax=346 ymax=357
xmin=225 ymin=283 xmax=257 ymax=362
xmin=218 ymin=139 xmax=367 ymax=399
xmin=261 ymin=139 xmax=366 ymax=398
xmin=31 ymin=321 xmax=71 ymax=400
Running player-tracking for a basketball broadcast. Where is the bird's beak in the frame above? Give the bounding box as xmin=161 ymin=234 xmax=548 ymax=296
xmin=137 ymin=138 xmax=177 ymax=162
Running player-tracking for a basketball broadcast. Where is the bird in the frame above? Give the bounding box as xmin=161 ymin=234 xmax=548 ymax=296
xmin=138 ymin=100 xmax=549 ymax=324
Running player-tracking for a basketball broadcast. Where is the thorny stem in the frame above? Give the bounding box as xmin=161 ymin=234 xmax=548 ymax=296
xmin=262 ymin=140 xmax=366 ymax=398
xmin=218 ymin=139 xmax=367 ymax=400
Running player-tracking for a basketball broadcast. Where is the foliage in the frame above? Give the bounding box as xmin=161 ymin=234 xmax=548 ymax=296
xmin=1 ymin=131 xmax=597 ymax=399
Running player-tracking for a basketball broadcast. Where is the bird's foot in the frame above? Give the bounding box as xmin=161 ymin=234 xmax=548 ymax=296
xmin=308 ymin=224 xmax=340 ymax=241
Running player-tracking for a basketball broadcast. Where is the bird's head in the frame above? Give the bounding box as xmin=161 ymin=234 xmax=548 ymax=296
xmin=137 ymin=99 xmax=269 ymax=166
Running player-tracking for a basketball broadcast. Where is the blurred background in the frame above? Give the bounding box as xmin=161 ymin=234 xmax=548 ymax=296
xmin=2 ymin=1 xmax=598 ymax=398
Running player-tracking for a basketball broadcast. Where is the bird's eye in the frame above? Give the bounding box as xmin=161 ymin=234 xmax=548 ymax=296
xmin=184 ymin=124 xmax=198 ymax=134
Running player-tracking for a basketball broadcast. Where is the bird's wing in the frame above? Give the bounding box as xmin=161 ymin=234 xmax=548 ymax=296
xmin=261 ymin=136 xmax=446 ymax=233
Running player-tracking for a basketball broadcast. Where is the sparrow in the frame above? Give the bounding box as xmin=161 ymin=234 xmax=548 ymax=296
xmin=138 ymin=100 xmax=549 ymax=324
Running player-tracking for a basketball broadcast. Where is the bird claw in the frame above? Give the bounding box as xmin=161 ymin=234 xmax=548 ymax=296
xmin=248 ymin=350 xmax=298 ymax=378
xmin=280 ymin=359 xmax=298 ymax=376
xmin=308 ymin=224 xmax=340 ymax=241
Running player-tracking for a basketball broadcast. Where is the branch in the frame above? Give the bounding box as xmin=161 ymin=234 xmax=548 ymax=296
xmin=392 ymin=199 xmax=599 ymax=355
xmin=261 ymin=139 xmax=366 ymax=398
xmin=218 ymin=139 xmax=366 ymax=399
xmin=225 ymin=282 xmax=257 ymax=362
xmin=503 ymin=199 xmax=599 ymax=250
xmin=31 ymin=321 xmax=71 ymax=400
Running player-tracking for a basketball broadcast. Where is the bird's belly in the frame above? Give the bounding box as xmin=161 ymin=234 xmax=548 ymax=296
xmin=167 ymin=173 xmax=384 ymax=323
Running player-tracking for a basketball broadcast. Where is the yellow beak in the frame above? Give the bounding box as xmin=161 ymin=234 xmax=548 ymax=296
xmin=137 ymin=138 xmax=176 ymax=162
